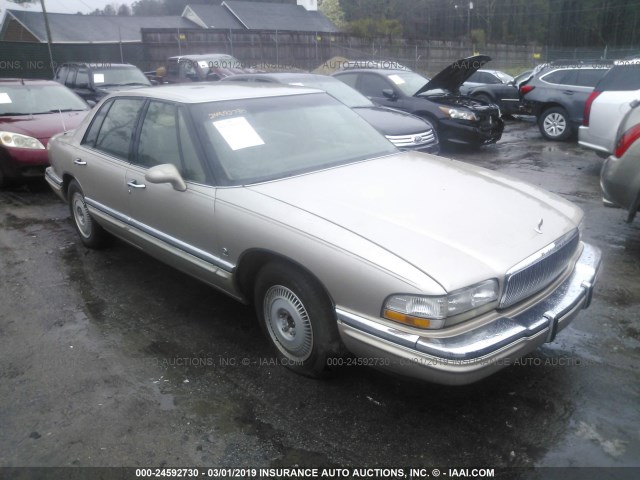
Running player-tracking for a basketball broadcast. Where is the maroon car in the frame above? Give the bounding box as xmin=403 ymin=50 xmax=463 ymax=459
xmin=0 ymin=79 xmax=89 ymax=186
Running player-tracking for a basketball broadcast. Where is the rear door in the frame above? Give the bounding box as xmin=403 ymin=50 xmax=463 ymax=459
xmin=74 ymin=97 xmax=145 ymax=235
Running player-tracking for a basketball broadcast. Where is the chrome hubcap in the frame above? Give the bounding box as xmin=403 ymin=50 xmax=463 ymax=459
xmin=263 ymin=285 xmax=313 ymax=361
xmin=72 ymin=193 xmax=91 ymax=238
xmin=543 ymin=113 xmax=566 ymax=137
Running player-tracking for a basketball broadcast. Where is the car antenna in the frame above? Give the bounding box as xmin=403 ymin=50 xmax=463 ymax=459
xmin=57 ymin=109 xmax=67 ymax=132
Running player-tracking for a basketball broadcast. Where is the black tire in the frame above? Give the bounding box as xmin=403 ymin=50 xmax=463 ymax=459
xmin=67 ymin=179 xmax=113 ymax=249
xmin=254 ymin=261 xmax=342 ymax=378
xmin=538 ymin=107 xmax=572 ymax=141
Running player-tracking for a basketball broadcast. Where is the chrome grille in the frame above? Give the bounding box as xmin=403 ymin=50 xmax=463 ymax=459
xmin=500 ymin=229 xmax=580 ymax=308
xmin=386 ymin=130 xmax=436 ymax=149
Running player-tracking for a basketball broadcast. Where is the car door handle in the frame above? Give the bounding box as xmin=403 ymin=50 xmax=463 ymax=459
xmin=73 ymin=158 xmax=87 ymax=165
xmin=562 ymin=90 xmax=574 ymax=95
xmin=127 ymin=180 xmax=146 ymax=189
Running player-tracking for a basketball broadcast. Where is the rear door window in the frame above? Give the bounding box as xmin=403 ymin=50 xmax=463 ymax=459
xmin=575 ymin=69 xmax=608 ymax=87
xmin=598 ymin=65 xmax=640 ymax=91
xmin=93 ymin=98 xmax=145 ymax=160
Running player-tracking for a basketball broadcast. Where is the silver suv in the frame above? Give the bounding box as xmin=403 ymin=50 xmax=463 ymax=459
xmin=579 ymin=59 xmax=640 ymax=157
xmin=519 ymin=61 xmax=612 ymax=141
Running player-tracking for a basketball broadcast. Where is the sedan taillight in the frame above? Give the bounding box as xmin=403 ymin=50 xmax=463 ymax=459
xmin=583 ymin=90 xmax=602 ymax=126
xmin=614 ymin=123 xmax=640 ymax=158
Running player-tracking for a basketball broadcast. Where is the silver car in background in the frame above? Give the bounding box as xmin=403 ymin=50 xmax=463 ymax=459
xmin=601 ymin=99 xmax=640 ymax=222
xmin=45 ymin=84 xmax=601 ymax=385
xmin=579 ymin=59 xmax=640 ymax=157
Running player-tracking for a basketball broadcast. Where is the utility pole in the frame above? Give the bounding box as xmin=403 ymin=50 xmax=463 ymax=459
xmin=40 ymin=0 xmax=56 ymax=76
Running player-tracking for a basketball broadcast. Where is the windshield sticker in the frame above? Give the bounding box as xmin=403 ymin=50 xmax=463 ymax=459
xmin=198 ymin=61 xmax=209 ymax=69
xmin=0 ymin=93 xmax=12 ymax=104
xmin=289 ymin=82 xmax=305 ymax=86
xmin=388 ymin=74 xmax=406 ymax=85
xmin=93 ymin=73 xmax=105 ymax=84
xmin=213 ymin=116 xmax=264 ymax=151
xmin=208 ymin=109 xmax=247 ymax=120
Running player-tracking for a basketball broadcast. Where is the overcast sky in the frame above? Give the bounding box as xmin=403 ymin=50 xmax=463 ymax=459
xmin=1 ymin=0 xmax=135 ymax=14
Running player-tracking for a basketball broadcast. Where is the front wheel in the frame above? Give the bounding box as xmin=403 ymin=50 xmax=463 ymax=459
xmin=68 ymin=180 xmax=113 ymax=249
xmin=254 ymin=262 xmax=342 ymax=377
xmin=539 ymin=107 xmax=572 ymax=141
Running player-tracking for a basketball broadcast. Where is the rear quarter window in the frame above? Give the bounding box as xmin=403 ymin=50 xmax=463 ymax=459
xmin=575 ymin=69 xmax=609 ymax=87
xmin=597 ymin=65 xmax=640 ymax=91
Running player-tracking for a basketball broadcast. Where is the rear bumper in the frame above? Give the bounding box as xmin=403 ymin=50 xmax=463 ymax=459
xmin=336 ymin=242 xmax=601 ymax=385
xmin=45 ymin=167 xmax=66 ymax=201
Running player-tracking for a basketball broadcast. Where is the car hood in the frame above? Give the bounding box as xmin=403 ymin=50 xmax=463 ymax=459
xmin=247 ymin=152 xmax=582 ymax=291
xmin=353 ymin=106 xmax=434 ymax=136
xmin=0 ymin=111 xmax=88 ymax=144
xmin=416 ymin=55 xmax=492 ymax=95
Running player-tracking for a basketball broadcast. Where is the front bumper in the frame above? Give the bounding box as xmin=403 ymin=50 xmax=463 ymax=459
xmin=336 ymin=242 xmax=601 ymax=385
xmin=439 ymin=117 xmax=504 ymax=145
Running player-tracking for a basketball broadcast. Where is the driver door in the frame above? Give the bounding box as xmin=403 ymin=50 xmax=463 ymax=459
xmin=125 ymin=100 xmax=227 ymax=287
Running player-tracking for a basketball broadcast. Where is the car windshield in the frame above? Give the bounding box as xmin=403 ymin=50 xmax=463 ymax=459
xmin=92 ymin=67 xmax=151 ymax=87
xmin=385 ymin=71 xmax=431 ymax=96
xmin=191 ymin=92 xmax=397 ymax=186
xmin=286 ymin=78 xmax=373 ymax=108
xmin=0 ymin=84 xmax=88 ymax=115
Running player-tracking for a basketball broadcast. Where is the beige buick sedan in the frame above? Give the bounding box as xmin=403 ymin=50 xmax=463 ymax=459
xmin=46 ymin=84 xmax=601 ymax=385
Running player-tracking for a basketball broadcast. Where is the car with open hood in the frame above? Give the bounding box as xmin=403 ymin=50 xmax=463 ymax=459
xmin=333 ymin=55 xmax=504 ymax=147
xmin=0 ymin=79 xmax=89 ymax=186
xmin=45 ymin=83 xmax=600 ymax=385
xmin=221 ymin=72 xmax=438 ymax=153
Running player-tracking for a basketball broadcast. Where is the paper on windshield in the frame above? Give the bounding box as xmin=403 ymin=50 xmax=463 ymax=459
xmin=93 ymin=73 xmax=105 ymax=84
xmin=198 ymin=61 xmax=209 ymax=69
xmin=388 ymin=74 xmax=406 ymax=85
xmin=0 ymin=93 xmax=12 ymax=104
xmin=213 ymin=116 xmax=264 ymax=151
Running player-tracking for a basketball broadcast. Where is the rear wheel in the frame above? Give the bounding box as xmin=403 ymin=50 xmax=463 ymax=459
xmin=539 ymin=107 xmax=572 ymax=141
xmin=254 ymin=262 xmax=342 ymax=377
xmin=68 ymin=180 xmax=113 ymax=249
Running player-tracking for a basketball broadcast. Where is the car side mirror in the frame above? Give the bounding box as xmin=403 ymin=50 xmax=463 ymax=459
xmin=145 ymin=164 xmax=187 ymax=192
xmin=382 ymin=88 xmax=397 ymax=100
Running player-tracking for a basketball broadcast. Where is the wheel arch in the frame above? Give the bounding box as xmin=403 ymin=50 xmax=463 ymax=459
xmin=235 ymin=248 xmax=336 ymax=309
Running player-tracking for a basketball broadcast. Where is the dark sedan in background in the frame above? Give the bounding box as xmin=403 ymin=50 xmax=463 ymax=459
xmin=333 ymin=55 xmax=504 ymax=147
xmin=467 ymin=70 xmax=532 ymax=116
xmin=222 ymin=73 xmax=439 ymax=153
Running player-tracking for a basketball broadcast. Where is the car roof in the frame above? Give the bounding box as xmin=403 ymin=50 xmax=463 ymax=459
xmin=107 ymin=83 xmax=322 ymax=103
xmin=225 ymin=72 xmax=333 ymax=82
xmin=0 ymin=78 xmax=61 ymax=86
xmin=334 ymin=69 xmax=410 ymax=75
xmin=168 ymin=54 xmax=235 ymax=61
xmin=58 ymin=62 xmax=138 ymax=68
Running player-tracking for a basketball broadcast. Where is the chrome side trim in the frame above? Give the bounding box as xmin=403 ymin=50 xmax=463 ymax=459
xmin=337 ymin=242 xmax=601 ymax=364
xmin=84 ymin=197 xmax=235 ymax=272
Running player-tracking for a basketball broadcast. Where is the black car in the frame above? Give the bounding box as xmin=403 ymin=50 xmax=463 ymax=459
xmin=518 ymin=61 xmax=612 ymax=140
xmin=54 ymin=62 xmax=151 ymax=104
xmin=222 ymin=72 xmax=439 ymax=154
xmin=467 ymin=70 xmax=532 ymax=116
xmin=333 ymin=55 xmax=504 ymax=147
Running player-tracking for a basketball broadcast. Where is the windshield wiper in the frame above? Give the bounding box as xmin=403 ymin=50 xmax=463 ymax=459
xmin=0 ymin=112 xmax=30 ymax=116
xmin=120 ymin=82 xmax=150 ymax=86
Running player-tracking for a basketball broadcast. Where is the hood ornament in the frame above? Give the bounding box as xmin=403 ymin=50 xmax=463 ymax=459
xmin=535 ymin=218 xmax=544 ymax=234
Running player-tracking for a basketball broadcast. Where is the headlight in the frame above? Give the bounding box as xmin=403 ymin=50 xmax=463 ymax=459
xmin=382 ymin=279 xmax=499 ymax=329
xmin=438 ymin=106 xmax=478 ymax=121
xmin=0 ymin=131 xmax=45 ymax=150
